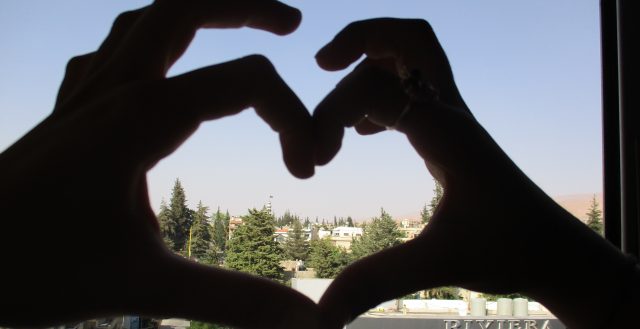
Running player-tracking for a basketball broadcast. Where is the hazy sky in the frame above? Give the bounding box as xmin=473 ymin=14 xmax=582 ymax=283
xmin=0 ymin=1 xmax=602 ymax=221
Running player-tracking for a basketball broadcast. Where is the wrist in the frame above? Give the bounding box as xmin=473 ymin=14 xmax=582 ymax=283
xmin=521 ymin=199 xmax=634 ymax=329
xmin=601 ymin=257 xmax=640 ymax=328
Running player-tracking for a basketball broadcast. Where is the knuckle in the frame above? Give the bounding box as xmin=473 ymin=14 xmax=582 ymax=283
xmin=243 ymin=54 xmax=277 ymax=76
xmin=409 ymin=19 xmax=434 ymax=33
xmin=343 ymin=20 xmax=364 ymax=35
xmin=112 ymin=9 xmax=142 ymax=31
xmin=65 ymin=53 xmax=92 ymax=74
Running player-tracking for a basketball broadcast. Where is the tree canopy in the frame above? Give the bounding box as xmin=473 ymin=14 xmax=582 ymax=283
xmin=307 ymin=238 xmax=350 ymax=278
xmin=189 ymin=201 xmax=217 ymax=265
xmin=351 ymin=208 xmax=402 ymax=260
xmin=283 ymin=219 xmax=309 ymax=261
xmin=226 ymin=208 xmax=284 ymax=282
xmin=586 ymin=195 xmax=603 ymax=235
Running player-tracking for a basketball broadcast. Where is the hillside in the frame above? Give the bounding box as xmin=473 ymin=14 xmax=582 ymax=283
xmin=395 ymin=193 xmax=604 ymax=224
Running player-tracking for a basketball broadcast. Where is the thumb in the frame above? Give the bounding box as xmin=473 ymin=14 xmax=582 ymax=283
xmin=318 ymin=236 xmax=451 ymax=329
xmin=136 ymin=255 xmax=319 ymax=329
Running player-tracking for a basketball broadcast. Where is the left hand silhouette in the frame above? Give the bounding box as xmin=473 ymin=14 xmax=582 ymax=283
xmin=0 ymin=1 xmax=317 ymax=328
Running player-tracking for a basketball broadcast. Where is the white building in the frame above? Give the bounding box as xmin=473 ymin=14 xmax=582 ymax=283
xmin=331 ymin=226 xmax=363 ymax=238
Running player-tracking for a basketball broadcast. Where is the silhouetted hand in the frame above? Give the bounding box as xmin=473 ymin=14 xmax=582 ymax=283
xmin=0 ymin=1 xmax=316 ymax=328
xmin=313 ymin=18 xmax=632 ymax=329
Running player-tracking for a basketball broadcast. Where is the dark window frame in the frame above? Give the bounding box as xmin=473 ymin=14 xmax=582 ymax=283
xmin=601 ymin=0 xmax=639 ymax=257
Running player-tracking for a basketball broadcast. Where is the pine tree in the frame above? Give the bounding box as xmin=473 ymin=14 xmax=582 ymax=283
xmin=586 ymin=195 xmax=604 ymax=235
xmin=276 ymin=210 xmax=300 ymax=227
xmin=224 ymin=210 xmax=230 ymax=236
xmin=346 ymin=216 xmax=354 ymax=227
xmin=307 ymin=238 xmax=350 ymax=278
xmin=212 ymin=207 xmax=228 ymax=252
xmin=420 ymin=204 xmax=430 ymax=224
xmin=427 ymin=179 xmax=444 ymax=218
xmin=351 ymin=208 xmax=402 ymax=260
xmin=283 ymin=219 xmax=309 ymax=261
xmin=226 ymin=208 xmax=284 ymax=282
xmin=157 ymin=199 xmax=176 ymax=250
xmin=167 ymin=178 xmax=193 ymax=252
xmin=189 ymin=201 xmax=217 ymax=264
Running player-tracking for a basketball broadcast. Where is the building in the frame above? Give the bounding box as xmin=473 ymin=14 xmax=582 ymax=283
xmin=396 ymin=218 xmax=425 ymax=242
xmin=274 ymin=226 xmax=313 ymax=243
xmin=274 ymin=226 xmax=289 ymax=243
xmin=331 ymin=226 xmax=363 ymax=238
xmin=227 ymin=217 xmax=243 ymax=238
xmin=315 ymin=226 xmax=363 ymax=251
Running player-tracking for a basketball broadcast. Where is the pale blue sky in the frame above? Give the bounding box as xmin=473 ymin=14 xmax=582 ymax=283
xmin=0 ymin=1 xmax=602 ymax=220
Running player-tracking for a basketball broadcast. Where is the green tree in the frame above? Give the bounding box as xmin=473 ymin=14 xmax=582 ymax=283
xmin=212 ymin=207 xmax=229 ymax=252
xmin=346 ymin=216 xmax=354 ymax=227
xmin=226 ymin=208 xmax=284 ymax=282
xmin=307 ymin=238 xmax=350 ymax=278
xmin=283 ymin=219 xmax=309 ymax=261
xmin=424 ymin=287 xmax=462 ymax=300
xmin=189 ymin=201 xmax=217 ymax=264
xmin=277 ymin=210 xmax=299 ymax=227
xmin=586 ymin=195 xmax=604 ymax=235
xmin=157 ymin=199 xmax=176 ymax=250
xmin=166 ymin=178 xmax=193 ymax=252
xmin=351 ymin=208 xmax=402 ymax=260
xmin=481 ymin=293 xmax=528 ymax=301
xmin=423 ymin=179 xmax=444 ymax=224
xmin=420 ymin=204 xmax=430 ymax=224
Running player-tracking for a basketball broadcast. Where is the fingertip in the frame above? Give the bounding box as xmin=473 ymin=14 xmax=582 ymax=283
xmin=247 ymin=3 xmax=301 ymax=36
xmin=273 ymin=7 xmax=302 ymax=35
xmin=315 ymin=44 xmax=361 ymax=71
xmin=289 ymin=163 xmax=315 ymax=179
xmin=313 ymin=123 xmax=343 ymax=166
xmin=280 ymin=131 xmax=316 ymax=179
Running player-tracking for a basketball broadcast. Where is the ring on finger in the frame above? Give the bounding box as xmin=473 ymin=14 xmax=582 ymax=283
xmin=388 ymin=65 xmax=440 ymax=130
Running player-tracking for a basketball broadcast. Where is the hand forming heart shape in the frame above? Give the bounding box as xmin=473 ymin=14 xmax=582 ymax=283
xmin=0 ymin=1 xmax=633 ymax=329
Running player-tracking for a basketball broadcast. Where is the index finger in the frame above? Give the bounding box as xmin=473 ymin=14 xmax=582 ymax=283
xmin=103 ymin=0 xmax=302 ymax=82
xmin=135 ymin=255 xmax=319 ymax=329
xmin=315 ymin=18 xmax=465 ymax=108
xmin=316 ymin=18 xmax=439 ymax=71
xmin=318 ymin=237 xmax=448 ymax=329
xmin=109 ymin=55 xmax=315 ymax=178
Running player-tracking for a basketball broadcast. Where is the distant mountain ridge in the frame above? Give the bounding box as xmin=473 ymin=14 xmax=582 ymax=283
xmin=553 ymin=193 xmax=603 ymax=223
xmin=395 ymin=193 xmax=604 ymax=224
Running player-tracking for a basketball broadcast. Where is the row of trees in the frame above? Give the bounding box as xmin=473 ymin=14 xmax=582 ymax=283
xmin=307 ymin=208 xmax=403 ymax=279
xmin=159 ymin=178 xmax=604 ymax=298
xmin=276 ymin=212 xmax=355 ymax=229
xmin=155 ymin=179 xmax=408 ymax=282
xmin=157 ymin=179 xmax=231 ymax=263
